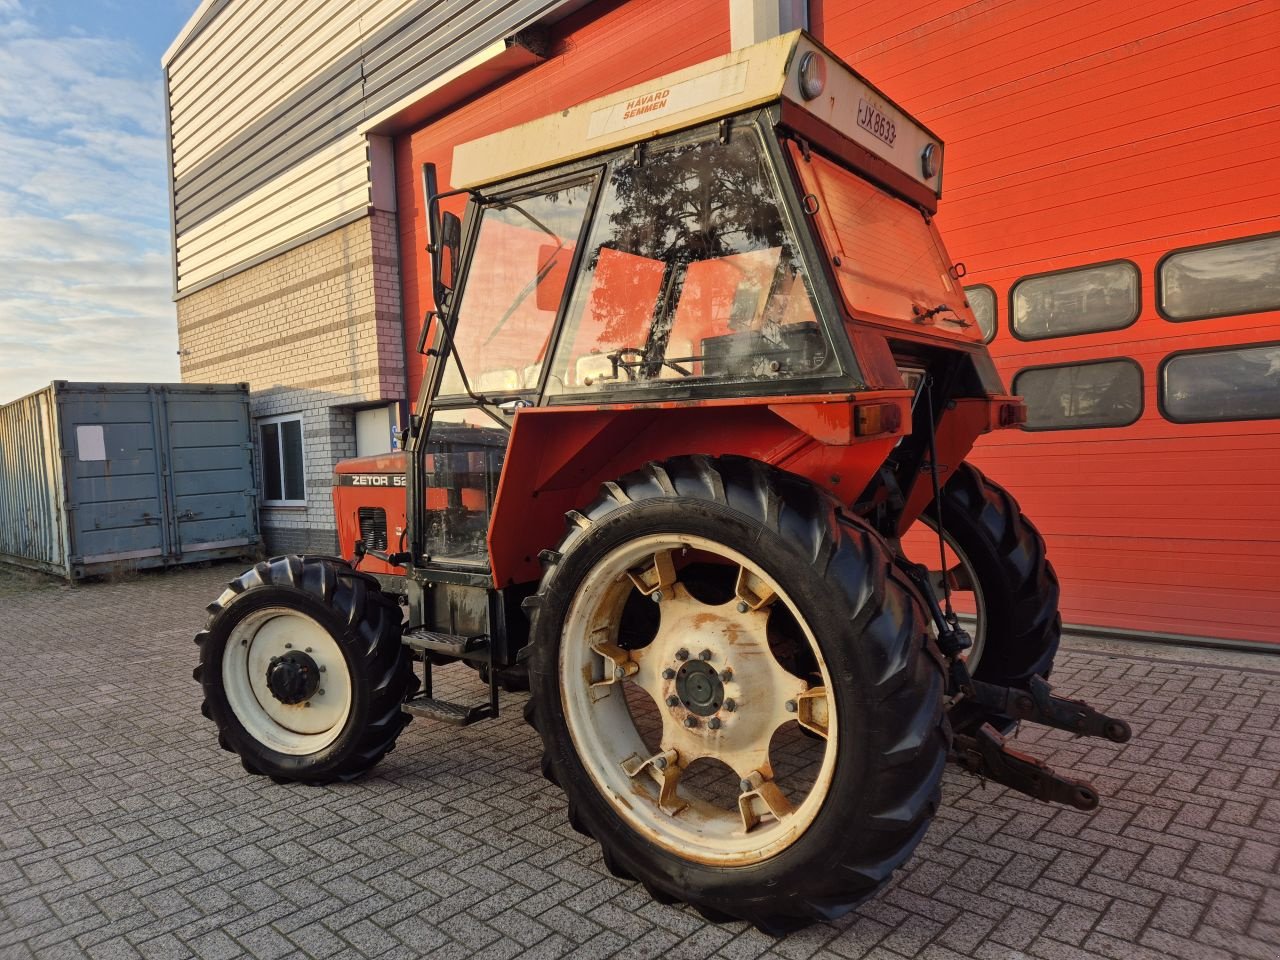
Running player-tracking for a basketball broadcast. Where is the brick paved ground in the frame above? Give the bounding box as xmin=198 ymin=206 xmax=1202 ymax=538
xmin=1 ymin=563 xmax=1277 ymax=960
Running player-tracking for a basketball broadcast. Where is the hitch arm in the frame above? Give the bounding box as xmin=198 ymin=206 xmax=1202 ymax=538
xmin=971 ymin=675 xmax=1132 ymax=743
xmin=952 ymin=724 xmax=1101 ymax=811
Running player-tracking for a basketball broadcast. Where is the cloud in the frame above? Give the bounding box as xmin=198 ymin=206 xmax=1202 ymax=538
xmin=0 ymin=5 xmax=177 ymax=403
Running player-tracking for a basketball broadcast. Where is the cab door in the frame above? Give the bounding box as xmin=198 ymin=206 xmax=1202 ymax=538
xmin=413 ymin=172 xmax=598 ymax=570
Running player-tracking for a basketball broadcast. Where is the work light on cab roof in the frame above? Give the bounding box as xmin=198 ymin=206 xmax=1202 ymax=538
xmin=195 ymin=30 xmax=1131 ymax=934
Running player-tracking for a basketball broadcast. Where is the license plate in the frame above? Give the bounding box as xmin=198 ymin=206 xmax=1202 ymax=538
xmin=857 ymin=99 xmax=897 ymax=147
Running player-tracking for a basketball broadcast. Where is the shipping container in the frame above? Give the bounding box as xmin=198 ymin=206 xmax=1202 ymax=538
xmin=0 ymin=381 xmax=262 ymax=580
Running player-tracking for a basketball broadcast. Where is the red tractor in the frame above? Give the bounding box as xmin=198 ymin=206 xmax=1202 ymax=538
xmin=194 ymin=32 xmax=1129 ymax=932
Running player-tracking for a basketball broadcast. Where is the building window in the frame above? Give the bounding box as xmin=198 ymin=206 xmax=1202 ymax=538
xmin=1160 ymin=342 xmax=1280 ymax=424
xmin=1158 ymin=233 xmax=1280 ymax=321
xmin=259 ymin=414 xmax=306 ymax=505
xmin=1011 ymin=261 xmax=1139 ymax=340
xmin=964 ymin=284 xmax=996 ymax=342
xmin=1012 ymin=359 xmax=1143 ymax=430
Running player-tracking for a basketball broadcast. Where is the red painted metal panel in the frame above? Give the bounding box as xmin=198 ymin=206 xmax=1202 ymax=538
xmin=819 ymin=1 xmax=1280 ymax=643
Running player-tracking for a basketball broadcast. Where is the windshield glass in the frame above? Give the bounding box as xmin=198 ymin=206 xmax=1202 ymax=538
xmin=789 ymin=143 xmax=978 ymax=341
xmin=440 ymin=182 xmax=591 ymax=396
xmin=547 ymin=130 xmax=834 ymax=394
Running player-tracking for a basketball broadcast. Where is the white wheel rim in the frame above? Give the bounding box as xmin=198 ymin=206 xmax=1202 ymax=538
xmin=919 ymin=522 xmax=988 ymax=673
xmin=559 ymin=534 xmax=837 ymax=866
xmin=223 ymin=607 xmax=353 ymax=755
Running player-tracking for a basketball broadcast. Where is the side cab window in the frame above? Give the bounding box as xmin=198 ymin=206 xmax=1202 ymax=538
xmin=547 ymin=129 xmax=833 ymax=395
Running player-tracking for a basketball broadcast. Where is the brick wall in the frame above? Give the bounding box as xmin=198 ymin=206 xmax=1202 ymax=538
xmin=176 ymin=212 xmax=405 ymax=555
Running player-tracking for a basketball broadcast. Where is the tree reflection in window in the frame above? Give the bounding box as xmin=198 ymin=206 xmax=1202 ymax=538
xmin=549 ymin=131 xmax=830 ymax=393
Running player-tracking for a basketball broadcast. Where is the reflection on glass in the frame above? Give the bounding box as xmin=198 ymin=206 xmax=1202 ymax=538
xmin=441 ymin=182 xmax=593 ymax=396
xmin=1162 ymin=344 xmax=1280 ymax=423
xmin=965 ymin=285 xmax=996 ymax=342
xmin=1012 ymin=262 xmax=1138 ymax=340
xmin=1160 ymin=235 xmax=1280 ymax=321
xmin=421 ymin=408 xmax=508 ymax=564
xmin=1013 ymin=360 xmax=1142 ymax=430
xmin=548 ymin=132 xmax=830 ymax=393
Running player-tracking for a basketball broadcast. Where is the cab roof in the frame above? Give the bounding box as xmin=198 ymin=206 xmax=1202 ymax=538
xmin=451 ymin=31 xmax=944 ymax=208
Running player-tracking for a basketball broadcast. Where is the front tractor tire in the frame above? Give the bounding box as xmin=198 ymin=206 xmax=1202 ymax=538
xmin=525 ymin=456 xmax=949 ymax=932
xmin=194 ymin=555 xmax=417 ymax=784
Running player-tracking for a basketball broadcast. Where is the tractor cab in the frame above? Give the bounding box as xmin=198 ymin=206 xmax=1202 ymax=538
xmin=340 ymin=30 xmax=1014 ymax=628
xmin=205 ymin=30 xmax=1131 ymax=932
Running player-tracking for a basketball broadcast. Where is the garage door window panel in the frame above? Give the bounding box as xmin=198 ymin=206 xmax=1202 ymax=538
xmin=1158 ymin=234 xmax=1280 ymax=321
xmin=1160 ymin=342 xmax=1280 ymax=423
xmin=964 ymin=284 xmax=996 ymax=342
xmin=1011 ymin=262 xmax=1139 ymax=341
xmin=1013 ymin=359 xmax=1143 ymax=430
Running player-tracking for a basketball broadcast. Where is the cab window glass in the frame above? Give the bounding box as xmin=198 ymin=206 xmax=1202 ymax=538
xmin=1011 ymin=262 xmax=1138 ymax=340
xmin=1013 ymin=360 xmax=1142 ymax=430
xmin=441 ymin=182 xmax=592 ymax=396
xmin=965 ymin=284 xmax=996 ymax=342
xmin=547 ymin=132 xmax=830 ymax=394
xmin=790 ymin=145 xmax=976 ymax=339
xmin=421 ymin=408 xmax=507 ymax=564
xmin=1159 ymin=235 xmax=1280 ymax=321
xmin=1161 ymin=343 xmax=1280 ymax=423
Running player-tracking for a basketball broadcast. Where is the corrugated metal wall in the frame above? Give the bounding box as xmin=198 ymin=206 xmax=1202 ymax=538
xmin=820 ymin=0 xmax=1280 ymax=644
xmin=165 ymin=0 xmax=576 ymax=295
xmin=0 ymin=388 xmax=66 ymax=573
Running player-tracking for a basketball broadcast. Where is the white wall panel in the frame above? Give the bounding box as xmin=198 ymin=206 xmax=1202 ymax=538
xmin=165 ymin=0 xmax=574 ymax=296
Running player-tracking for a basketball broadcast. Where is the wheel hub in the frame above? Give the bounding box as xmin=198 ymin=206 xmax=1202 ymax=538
xmin=265 ymin=650 xmax=321 ymax=705
xmin=675 ymin=659 xmax=724 ymax=716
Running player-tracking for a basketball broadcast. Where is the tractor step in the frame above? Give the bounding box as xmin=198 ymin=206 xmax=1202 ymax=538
xmin=402 ymin=628 xmax=490 ymax=663
xmin=402 ymin=694 xmax=496 ymax=726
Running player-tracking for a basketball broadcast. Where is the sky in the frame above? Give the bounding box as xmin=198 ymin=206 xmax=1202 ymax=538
xmin=0 ymin=0 xmax=200 ymax=404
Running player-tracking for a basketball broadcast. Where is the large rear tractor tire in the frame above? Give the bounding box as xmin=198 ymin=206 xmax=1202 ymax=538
xmin=919 ymin=463 xmax=1061 ymax=733
xmin=525 ymin=456 xmax=949 ymax=932
xmin=194 ymin=555 xmax=417 ymax=784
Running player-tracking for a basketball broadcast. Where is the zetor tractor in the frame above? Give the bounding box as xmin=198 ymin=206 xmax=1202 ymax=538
xmin=195 ymin=32 xmax=1130 ymax=931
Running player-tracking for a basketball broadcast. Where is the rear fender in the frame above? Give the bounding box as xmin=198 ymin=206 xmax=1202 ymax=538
xmin=487 ymin=393 xmax=910 ymax=586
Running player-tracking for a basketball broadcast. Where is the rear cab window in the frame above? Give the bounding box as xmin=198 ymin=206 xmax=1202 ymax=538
xmin=788 ymin=144 xmax=978 ymax=342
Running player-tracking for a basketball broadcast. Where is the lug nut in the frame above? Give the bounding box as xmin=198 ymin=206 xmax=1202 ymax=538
xmin=698 ymin=649 xmax=712 ymax=661
xmin=707 ymin=717 xmax=721 ymax=730
xmin=719 ymin=668 xmax=733 ymax=682
xmin=318 ymin=689 xmax=325 ymax=696
xmin=662 ymin=668 xmax=676 ymax=680
xmin=303 ymin=701 xmax=311 ymax=708
xmin=723 ymin=699 xmax=736 ymax=712
xmin=666 ymin=695 xmax=680 ymax=707
xmin=736 ymin=601 xmax=749 ymax=613
xmin=785 ymin=700 xmax=797 ymax=713
xmin=684 ymin=716 xmax=699 ymax=729
xmin=319 ymin=665 xmax=326 ymax=673
xmin=305 ymin=647 xmax=312 ymax=653
xmin=674 ymin=648 xmax=689 ymax=661
xmin=284 ymin=643 xmax=292 ymax=649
